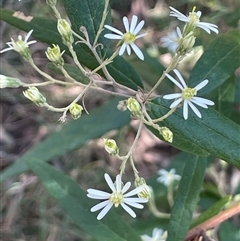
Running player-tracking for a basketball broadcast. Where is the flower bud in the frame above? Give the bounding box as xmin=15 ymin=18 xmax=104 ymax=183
xmin=57 ymin=19 xmax=74 ymax=45
xmin=182 ymin=34 xmax=195 ymax=51
xmin=103 ymin=138 xmax=119 ymax=156
xmin=0 ymin=75 xmax=23 ymax=88
xmin=45 ymin=44 xmax=65 ymax=67
xmin=69 ymin=103 xmax=83 ymax=119
xmin=127 ymin=97 xmax=142 ymax=117
xmin=135 ymin=177 xmax=151 ymax=200
xmin=117 ymin=100 xmax=127 ymax=111
xmin=23 ymin=87 xmax=46 ymax=106
xmin=159 ymin=127 xmax=173 ymax=143
xmin=46 ymin=0 xmax=57 ymax=7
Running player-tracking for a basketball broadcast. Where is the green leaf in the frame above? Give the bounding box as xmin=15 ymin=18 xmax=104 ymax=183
xmin=189 ymin=30 xmax=240 ymax=95
xmin=219 ymin=221 xmax=240 ymax=241
xmin=0 ymin=98 xmax=130 ymax=181
xmin=27 ymin=159 xmax=142 ymax=241
xmin=0 ymin=8 xmax=143 ymax=90
xmin=62 ymin=0 xmax=110 ymax=47
xmin=190 ymin=195 xmax=232 ymax=228
xmin=166 ymin=155 xmax=207 ymax=241
xmin=149 ymin=97 xmax=240 ymax=168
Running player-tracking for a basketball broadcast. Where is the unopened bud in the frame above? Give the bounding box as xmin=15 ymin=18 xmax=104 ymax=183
xmin=0 ymin=75 xmax=23 ymax=88
xmin=69 ymin=103 xmax=83 ymax=119
xmin=135 ymin=177 xmax=151 ymax=200
xmin=103 ymin=138 xmax=119 ymax=155
xmin=23 ymin=87 xmax=46 ymax=106
xmin=159 ymin=127 xmax=173 ymax=143
xmin=117 ymin=100 xmax=127 ymax=111
xmin=45 ymin=44 xmax=65 ymax=67
xmin=127 ymin=97 xmax=142 ymax=117
xmin=57 ymin=19 xmax=74 ymax=44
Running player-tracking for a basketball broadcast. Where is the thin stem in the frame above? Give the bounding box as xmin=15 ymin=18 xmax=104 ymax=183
xmin=93 ymin=0 xmax=110 ymax=46
xmin=144 ymin=53 xmax=181 ymax=101
xmin=68 ymin=44 xmax=87 ymax=75
xmin=152 ymin=106 xmax=178 ymax=123
xmin=167 ymin=182 xmax=174 ymax=207
xmin=185 ymin=202 xmax=240 ymax=241
xmin=148 ymin=188 xmax=171 ymax=219
xmin=28 ymin=59 xmax=72 ymax=86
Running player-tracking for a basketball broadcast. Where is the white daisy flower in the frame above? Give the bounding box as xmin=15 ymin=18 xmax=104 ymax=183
xmin=0 ymin=30 xmax=36 ymax=54
xmin=141 ymin=228 xmax=167 ymax=241
xmin=160 ymin=27 xmax=182 ymax=53
xmin=104 ymin=15 xmax=147 ymax=60
xmin=163 ymin=69 xmax=215 ymax=120
xmin=157 ymin=168 xmax=181 ymax=187
xmin=169 ymin=6 xmax=219 ymax=34
xmin=87 ymin=173 xmax=148 ymax=220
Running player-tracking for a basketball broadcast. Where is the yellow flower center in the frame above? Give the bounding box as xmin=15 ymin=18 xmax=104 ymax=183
xmin=123 ymin=32 xmax=136 ymax=44
xmin=110 ymin=192 xmax=123 ymax=207
xmin=182 ymin=87 xmax=197 ymax=100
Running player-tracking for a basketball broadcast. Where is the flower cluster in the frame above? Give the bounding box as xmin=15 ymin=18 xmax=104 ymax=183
xmin=87 ymin=173 xmax=148 ymax=220
xmin=161 ymin=6 xmax=218 ymax=53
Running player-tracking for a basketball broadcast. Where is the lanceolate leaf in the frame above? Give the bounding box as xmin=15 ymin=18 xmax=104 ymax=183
xmin=27 ymin=159 xmax=142 ymax=241
xmin=189 ymin=30 xmax=240 ymax=95
xmin=0 ymin=8 xmax=143 ymax=90
xmin=166 ymin=155 xmax=207 ymax=241
xmin=0 ymin=98 xmax=130 ymax=181
xmin=149 ymin=98 xmax=240 ymax=168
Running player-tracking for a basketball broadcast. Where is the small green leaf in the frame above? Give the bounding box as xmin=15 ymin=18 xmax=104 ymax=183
xmin=189 ymin=30 xmax=240 ymax=95
xmin=27 ymin=159 xmax=142 ymax=241
xmin=166 ymin=155 xmax=208 ymax=241
xmin=149 ymin=97 xmax=240 ymax=168
xmin=0 ymin=98 xmax=130 ymax=181
xmin=190 ymin=195 xmax=232 ymax=228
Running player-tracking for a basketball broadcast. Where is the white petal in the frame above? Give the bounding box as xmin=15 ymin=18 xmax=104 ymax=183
xmin=120 ymin=202 xmax=136 ymax=218
xmin=176 ymin=27 xmax=182 ymax=37
xmin=116 ymin=174 xmax=122 ymax=192
xmin=130 ymin=43 xmax=144 ymax=60
xmin=124 ymin=197 xmax=148 ymax=203
xmin=136 ymin=33 xmax=147 ymax=39
xmin=87 ymin=194 xmax=109 ymax=199
xmin=170 ymin=98 xmax=183 ymax=108
xmin=195 ymin=79 xmax=208 ymax=91
xmin=183 ymin=101 xmax=189 ymax=120
xmin=0 ymin=47 xmax=13 ymax=53
xmin=90 ymin=200 xmax=110 ymax=212
xmin=121 ymin=182 xmax=131 ymax=194
xmin=165 ymin=72 xmax=184 ymax=90
xmin=123 ymin=16 xmax=130 ymax=32
xmin=192 ymin=97 xmax=215 ymax=106
xmin=188 ymin=101 xmax=202 ymax=118
xmin=87 ymin=189 xmax=111 ymax=197
xmin=133 ymin=20 xmax=145 ymax=35
xmin=25 ymin=29 xmax=33 ymax=42
xmin=130 ymin=15 xmax=138 ymax=33
xmin=191 ymin=98 xmax=208 ymax=108
xmin=158 ymin=169 xmax=168 ymax=175
xmin=119 ymin=43 xmax=127 ymax=55
xmin=126 ymin=44 xmax=131 ymax=55
xmin=123 ymin=200 xmax=144 ymax=209
xmin=163 ymin=93 xmax=182 ymax=100
xmin=124 ymin=186 xmax=143 ymax=197
xmin=104 ymin=33 xmax=122 ymax=40
xmin=104 ymin=173 xmax=116 ymax=192
xmin=173 ymin=69 xmax=187 ymax=88
xmin=97 ymin=202 xmax=113 ymax=220
xmin=104 ymin=25 xmax=123 ymax=36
